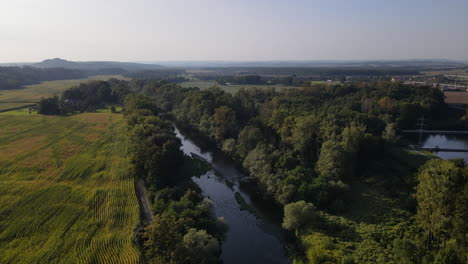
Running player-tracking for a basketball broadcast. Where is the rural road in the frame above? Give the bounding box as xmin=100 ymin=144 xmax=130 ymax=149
xmin=135 ymin=178 xmax=153 ymax=225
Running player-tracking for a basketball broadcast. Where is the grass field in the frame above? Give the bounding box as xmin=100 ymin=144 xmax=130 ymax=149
xmin=0 ymin=113 xmax=141 ymax=264
xmin=0 ymin=75 xmax=128 ymax=112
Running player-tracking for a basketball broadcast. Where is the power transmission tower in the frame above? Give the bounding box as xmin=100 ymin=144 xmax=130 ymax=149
xmin=417 ymin=115 xmax=425 ymax=146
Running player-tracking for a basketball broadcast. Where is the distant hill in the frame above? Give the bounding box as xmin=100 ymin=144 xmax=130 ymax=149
xmin=33 ymin=58 xmax=164 ymax=72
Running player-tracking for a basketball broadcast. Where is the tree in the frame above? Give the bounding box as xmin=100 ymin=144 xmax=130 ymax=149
xmin=415 ymin=159 xmax=460 ymax=245
xmin=377 ymin=96 xmax=397 ymax=113
xmin=212 ymin=105 xmax=237 ymax=141
xmin=124 ymin=93 xmax=158 ymax=116
xmin=341 ymin=122 xmax=366 ymax=153
xmin=382 ymin=123 xmax=399 ymax=143
xmin=282 ymin=200 xmax=317 ymax=232
xmin=236 ymin=126 xmax=263 ymax=158
xmin=38 ymin=96 xmax=61 ymax=115
xmin=143 ymin=213 xmax=189 ymax=264
xmin=392 ymin=238 xmax=420 ymax=264
xmin=316 ymin=140 xmax=345 ymax=182
xmin=243 ymin=143 xmax=280 ymax=195
xmin=182 ymin=228 xmax=219 ymax=264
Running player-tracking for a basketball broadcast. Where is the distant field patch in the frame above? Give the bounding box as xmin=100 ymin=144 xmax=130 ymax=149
xmin=444 ymin=91 xmax=468 ymax=105
xmin=180 ymin=81 xmax=218 ymax=89
xmin=422 ymin=69 xmax=468 ymax=76
xmin=0 ymin=113 xmax=141 ymax=264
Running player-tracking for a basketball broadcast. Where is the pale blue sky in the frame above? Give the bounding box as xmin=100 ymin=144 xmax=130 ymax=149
xmin=1 ymin=0 xmax=467 ymax=62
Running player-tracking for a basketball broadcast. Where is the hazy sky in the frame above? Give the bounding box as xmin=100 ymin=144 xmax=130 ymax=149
xmin=1 ymin=0 xmax=467 ymax=62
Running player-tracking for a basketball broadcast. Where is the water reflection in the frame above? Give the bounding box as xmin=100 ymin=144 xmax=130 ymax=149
xmin=409 ymin=134 xmax=468 ymax=162
xmin=174 ymin=127 xmax=288 ymax=264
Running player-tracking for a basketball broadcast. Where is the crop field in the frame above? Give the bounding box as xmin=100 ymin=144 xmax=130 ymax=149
xmin=0 ymin=113 xmax=141 ymax=264
xmin=0 ymin=75 xmax=128 ymax=112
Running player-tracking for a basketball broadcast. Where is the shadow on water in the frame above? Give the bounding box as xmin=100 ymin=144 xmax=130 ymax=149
xmin=174 ymin=125 xmax=289 ymax=264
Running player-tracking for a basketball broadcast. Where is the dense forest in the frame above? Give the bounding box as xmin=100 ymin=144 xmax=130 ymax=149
xmin=37 ymin=79 xmax=467 ymax=263
xmin=135 ymin=80 xmax=466 ymax=264
xmin=0 ymin=66 xmax=86 ymax=90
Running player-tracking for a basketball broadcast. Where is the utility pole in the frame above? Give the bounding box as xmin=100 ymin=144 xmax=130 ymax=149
xmin=417 ymin=115 xmax=425 ymax=146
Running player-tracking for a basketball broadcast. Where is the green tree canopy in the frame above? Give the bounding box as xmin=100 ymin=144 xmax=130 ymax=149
xmin=282 ymin=200 xmax=317 ymax=231
xmin=316 ymin=140 xmax=345 ymax=182
xmin=182 ymin=228 xmax=219 ymax=264
xmin=415 ymin=159 xmax=461 ymax=238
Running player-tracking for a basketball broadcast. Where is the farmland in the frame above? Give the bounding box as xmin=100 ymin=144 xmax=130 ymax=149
xmin=0 ymin=112 xmax=141 ymax=263
xmin=0 ymin=75 xmax=128 ymax=112
xmin=444 ymin=91 xmax=468 ymax=105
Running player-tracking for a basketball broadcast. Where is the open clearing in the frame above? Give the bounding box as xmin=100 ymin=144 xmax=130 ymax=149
xmin=0 ymin=75 xmax=128 ymax=111
xmin=0 ymin=112 xmax=141 ymax=264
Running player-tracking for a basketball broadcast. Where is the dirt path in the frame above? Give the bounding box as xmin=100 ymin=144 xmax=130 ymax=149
xmin=135 ymin=178 xmax=153 ymax=225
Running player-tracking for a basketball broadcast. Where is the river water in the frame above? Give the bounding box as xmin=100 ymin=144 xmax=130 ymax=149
xmin=410 ymin=134 xmax=468 ymax=163
xmin=174 ymin=127 xmax=289 ymax=264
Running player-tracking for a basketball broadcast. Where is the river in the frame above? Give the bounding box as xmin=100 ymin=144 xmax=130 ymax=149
xmin=174 ymin=126 xmax=289 ymax=264
xmin=410 ymin=134 xmax=468 ymax=163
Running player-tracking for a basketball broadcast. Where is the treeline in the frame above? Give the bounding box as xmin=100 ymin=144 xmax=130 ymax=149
xmin=37 ymin=79 xmax=181 ymax=115
xmin=195 ymin=67 xmax=420 ymax=77
xmin=133 ymin=79 xmax=466 ymax=263
xmin=38 ymin=79 xmax=130 ymax=114
xmin=200 ymin=74 xmax=298 ymax=86
xmin=0 ymin=66 xmax=85 ymax=90
xmin=123 ymin=69 xmax=187 ymax=82
xmin=124 ymin=95 xmax=225 ymax=264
